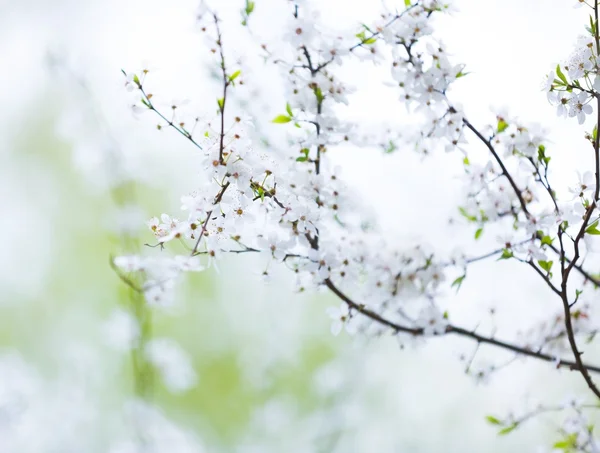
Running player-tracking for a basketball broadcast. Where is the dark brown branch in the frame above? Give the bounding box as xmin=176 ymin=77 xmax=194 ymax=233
xmin=463 ymin=118 xmax=530 ymax=216
xmin=213 ymin=13 xmax=228 ymax=164
xmin=323 ymin=278 xmax=600 ymax=374
xmin=559 ymin=203 xmax=600 ymax=398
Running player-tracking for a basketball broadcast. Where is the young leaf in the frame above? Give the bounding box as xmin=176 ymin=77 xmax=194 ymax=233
xmin=286 ymin=102 xmax=293 ymax=117
xmin=475 ymin=227 xmax=483 ymax=239
xmin=586 ymin=221 xmax=600 ymax=235
xmin=272 ymin=115 xmax=292 ymax=124
xmin=556 ymin=64 xmax=568 ymax=85
xmin=498 ymin=423 xmax=518 ymax=435
xmin=458 ymin=207 xmax=477 ymax=222
xmin=485 ymin=415 xmax=502 ymax=425
xmin=497 ymin=119 xmax=509 ymax=133
xmin=538 ymin=260 xmax=553 ymax=273
xmin=451 ymin=275 xmax=466 ymax=292
xmin=228 ymin=70 xmax=241 ymax=83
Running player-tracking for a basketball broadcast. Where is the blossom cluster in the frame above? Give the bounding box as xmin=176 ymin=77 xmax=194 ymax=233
xmin=113 ymin=0 xmax=600 ymax=451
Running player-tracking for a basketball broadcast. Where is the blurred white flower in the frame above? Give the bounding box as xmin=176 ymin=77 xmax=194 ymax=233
xmin=102 ymin=309 xmax=140 ymax=352
xmin=145 ymin=338 xmax=197 ymax=393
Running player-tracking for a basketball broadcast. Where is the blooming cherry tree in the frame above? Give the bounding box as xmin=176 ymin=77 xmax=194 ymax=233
xmin=112 ymin=0 xmax=600 ymax=450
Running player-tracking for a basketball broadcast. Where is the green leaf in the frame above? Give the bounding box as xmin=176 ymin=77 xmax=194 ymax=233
xmin=475 ymin=227 xmax=483 ymax=240
xmin=385 ymin=140 xmax=397 ymax=154
xmin=286 ymin=103 xmax=293 ymax=117
xmin=498 ymin=423 xmax=518 ymax=435
xmin=133 ymin=74 xmax=141 ymax=86
xmin=586 ymin=221 xmax=600 ymax=235
xmin=404 ymin=0 xmax=411 ymax=5
xmin=228 ymin=70 xmax=241 ymax=83
xmin=314 ymin=86 xmax=324 ymax=104
xmin=451 ymin=275 xmax=466 ymax=291
xmin=217 ymin=98 xmax=225 ymax=111
xmin=140 ymin=98 xmax=151 ymax=108
xmin=272 ymin=115 xmax=292 ymax=124
xmin=245 ymin=0 xmax=255 ymax=14
xmin=296 ymin=148 xmax=310 ymax=162
xmin=556 ymin=64 xmax=568 ymax=85
xmin=553 ymin=433 xmax=578 ymax=449
xmin=538 ymin=260 xmax=553 ymax=273
xmin=458 ymin=207 xmax=477 ymax=222
xmin=463 ymin=156 xmax=470 ymax=165
xmin=541 ymin=235 xmax=553 ymax=246
xmin=485 ymin=415 xmax=502 ymax=425
xmin=498 ymin=249 xmax=513 ymax=260
xmin=497 ymin=119 xmax=509 ymax=133
xmin=363 ymin=37 xmax=377 ymax=45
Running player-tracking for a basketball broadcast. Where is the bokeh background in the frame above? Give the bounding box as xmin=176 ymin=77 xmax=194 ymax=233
xmin=0 ymin=0 xmax=596 ymax=451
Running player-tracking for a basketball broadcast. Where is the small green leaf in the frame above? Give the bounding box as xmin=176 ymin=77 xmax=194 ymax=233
xmin=314 ymin=86 xmax=324 ymax=104
xmin=385 ymin=140 xmax=397 ymax=154
xmin=217 ymin=98 xmax=225 ymax=111
xmin=497 ymin=119 xmax=509 ymax=133
xmin=404 ymin=0 xmax=411 ymax=5
xmin=286 ymin=102 xmax=293 ymax=117
xmin=553 ymin=433 xmax=578 ymax=449
xmin=485 ymin=415 xmax=502 ymax=425
xmin=498 ymin=423 xmax=518 ymax=435
xmin=228 ymin=70 xmax=241 ymax=82
xmin=363 ymin=37 xmax=377 ymax=45
xmin=538 ymin=260 xmax=553 ymax=273
xmin=272 ymin=115 xmax=292 ymax=124
xmin=475 ymin=227 xmax=483 ymax=240
xmin=246 ymin=0 xmax=255 ymax=14
xmin=451 ymin=275 xmax=466 ymax=291
xmin=541 ymin=235 xmax=553 ymax=246
xmin=140 ymin=98 xmax=151 ymax=108
xmin=498 ymin=249 xmax=513 ymax=260
xmin=463 ymin=156 xmax=470 ymax=165
xmin=556 ymin=64 xmax=568 ymax=85
xmin=458 ymin=207 xmax=477 ymax=222
xmin=586 ymin=221 xmax=600 ymax=235
xmin=355 ymin=31 xmax=366 ymax=40
xmin=296 ymin=156 xmax=308 ymax=162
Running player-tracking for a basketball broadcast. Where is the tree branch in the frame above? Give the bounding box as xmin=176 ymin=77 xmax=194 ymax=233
xmin=323 ymin=278 xmax=600 ymax=375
